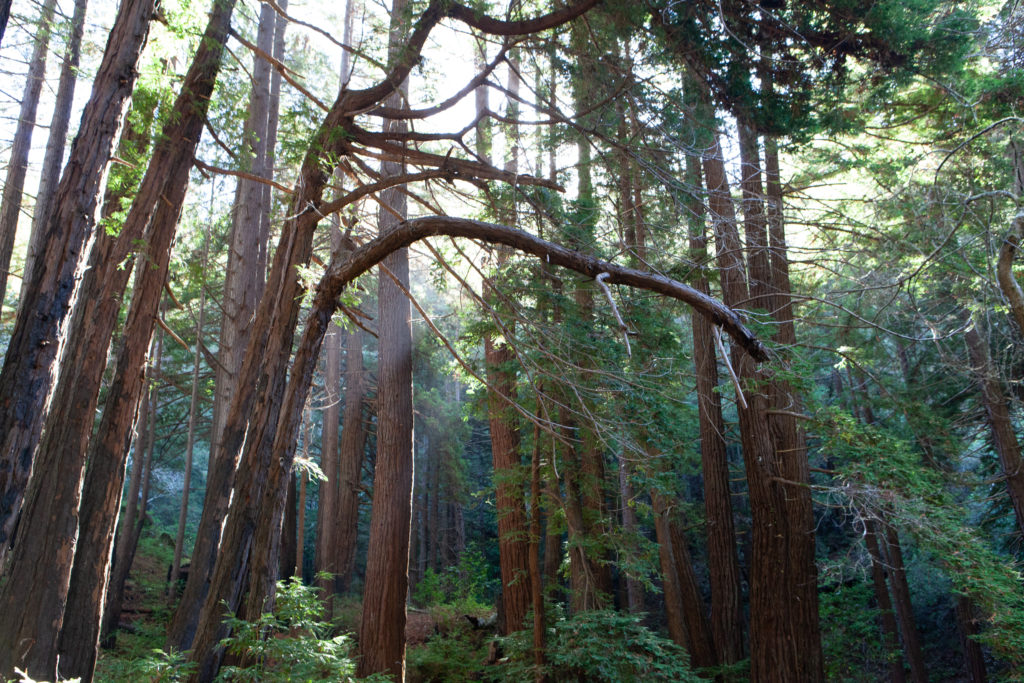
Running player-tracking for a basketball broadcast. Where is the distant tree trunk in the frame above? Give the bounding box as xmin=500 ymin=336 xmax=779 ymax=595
xmin=955 ymin=595 xmax=987 ymax=683
xmin=684 ymin=148 xmax=744 ymax=665
xmin=333 ymin=325 xmax=366 ymax=594
xmin=296 ymin=408 xmax=312 ymax=579
xmin=21 ymin=0 xmax=89 ymax=305
xmin=529 ymin=423 xmax=546 ymax=679
xmin=703 ymin=123 xmax=823 ymax=681
xmin=651 ymin=478 xmax=717 ymax=670
xmin=0 ymin=0 xmax=57 ymax=307
xmin=965 ymin=320 xmax=1024 ymax=537
xmin=280 ymin=474 xmax=297 ymax=579
xmin=0 ymin=0 xmax=153 ymax=583
xmin=171 ymin=227 xmax=210 ymax=595
xmin=864 ymin=519 xmax=907 ymax=683
xmin=104 ymin=323 xmax=163 ymax=639
xmin=997 ymin=140 xmax=1024 ymax=336
xmin=316 ymin=317 xmax=341 ymax=591
xmin=617 ymin=459 xmax=642 ymax=613
xmin=882 ymin=525 xmax=928 ymax=683
xmin=170 ymin=1 xmax=276 ymax=650
xmin=358 ymin=1 xmax=413 ymax=674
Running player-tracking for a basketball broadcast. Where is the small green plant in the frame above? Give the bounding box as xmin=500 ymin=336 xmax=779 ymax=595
xmin=215 ymin=577 xmax=357 ymax=682
xmin=495 ymin=609 xmax=703 ymax=682
xmin=94 ymin=647 xmax=194 ymax=682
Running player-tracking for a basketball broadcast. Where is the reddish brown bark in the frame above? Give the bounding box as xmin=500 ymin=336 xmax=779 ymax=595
xmin=685 ymin=149 xmax=744 ymax=664
xmin=703 ymin=127 xmax=823 ymax=681
xmin=0 ymin=0 xmax=154 ymax=579
xmin=955 ymin=595 xmax=987 ymax=683
xmin=358 ymin=1 xmax=413 ymax=668
xmin=332 ymin=325 xmax=366 ymax=593
xmin=865 ymin=520 xmax=907 ymax=683
xmin=882 ymin=525 xmax=928 ymax=683
xmin=0 ymin=0 xmax=57 ymax=305
xmin=22 ymin=0 xmax=89 ymax=301
xmin=965 ymin=321 xmax=1024 ymax=537
xmin=169 ymin=1 xmax=276 ymax=648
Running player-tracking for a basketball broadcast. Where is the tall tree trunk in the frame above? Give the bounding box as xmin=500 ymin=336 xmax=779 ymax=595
xmin=0 ymin=0 xmax=154 ymax=577
xmin=100 ymin=327 xmax=162 ymax=647
xmin=864 ymin=519 xmax=907 ymax=683
xmin=316 ymin=315 xmax=341 ymax=591
xmin=529 ymin=424 xmax=546 ymax=680
xmin=955 ymin=594 xmax=987 ymax=683
xmin=702 ymin=124 xmax=823 ymax=681
xmin=0 ymin=0 xmax=57 ymax=307
xmin=21 ymin=0 xmax=89 ymax=306
xmin=280 ymin=474 xmax=298 ymax=579
xmin=997 ymin=140 xmax=1024 ymax=336
xmin=882 ymin=525 xmax=928 ymax=683
xmin=358 ymin=1 xmax=413 ymax=674
xmin=171 ymin=225 xmax=210 ymax=595
xmin=965 ymin=320 xmax=1024 ymax=536
xmin=685 ymin=147 xmax=744 ymax=665
xmin=333 ymin=325 xmax=366 ymax=594
xmin=169 ymin=2 xmax=277 ymax=649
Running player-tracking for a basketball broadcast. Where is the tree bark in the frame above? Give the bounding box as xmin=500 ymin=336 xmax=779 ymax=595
xmin=882 ymin=524 xmax=928 ymax=683
xmin=998 ymin=140 xmax=1024 ymax=336
xmin=864 ymin=519 xmax=907 ymax=683
xmin=965 ymin=320 xmax=1024 ymax=537
xmin=0 ymin=0 xmax=58 ymax=307
xmin=333 ymin=325 xmax=366 ymax=594
xmin=170 ymin=227 xmax=210 ymax=595
xmin=169 ymin=1 xmax=277 ymax=649
xmin=955 ymin=594 xmax=987 ymax=683
xmin=21 ymin=0 xmax=89 ymax=307
xmin=359 ymin=0 xmax=414 ymax=673
xmin=703 ymin=125 xmax=823 ymax=681
xmin=685 ymin=146 xmax=744 ymax=665
xmin=0 ymin=0 xmax=153 ymax=577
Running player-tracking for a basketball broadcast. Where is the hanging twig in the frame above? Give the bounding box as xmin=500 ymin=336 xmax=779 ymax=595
xmin=595 ymin=272 xmax=631 ymax=357
xmin=714 ymin=324 xmax=747 ymax=409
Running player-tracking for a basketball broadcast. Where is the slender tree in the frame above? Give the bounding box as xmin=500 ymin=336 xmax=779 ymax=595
xmin=0 ymin=0 xmax=58 ymax=307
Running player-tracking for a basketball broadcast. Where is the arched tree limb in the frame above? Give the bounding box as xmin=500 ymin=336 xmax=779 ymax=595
xmin=323 ymin=216 xmax=769 ymax=361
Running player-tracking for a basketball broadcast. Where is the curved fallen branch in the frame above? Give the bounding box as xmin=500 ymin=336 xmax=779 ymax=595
xmin=319 ymin=215 xmax=768 ymax=361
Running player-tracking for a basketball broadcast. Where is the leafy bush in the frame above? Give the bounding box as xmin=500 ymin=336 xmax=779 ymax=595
xmin=411 ymin=546 xmax=495 ymax=611
xmin=494 ymin=610 xmax=702 ymax=683
xmin=215 ymin=577 xmax=363 ymax=682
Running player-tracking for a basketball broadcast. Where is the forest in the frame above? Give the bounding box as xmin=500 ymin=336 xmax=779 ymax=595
xmin=0 ymin=0 xmax=1021 ymax=680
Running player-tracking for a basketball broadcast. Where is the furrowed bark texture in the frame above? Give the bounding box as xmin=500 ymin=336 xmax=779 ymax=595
xmin=685 ymin=149 xmax=744 ymax=664
xmin=22 ymin=0 xmax=89 ymax=303
xmin=0 ymin=0 xmax=153 ymax=578
xmin=704 ymin=128 xmax=822 ymax=681
xmin=0 ymin=1 xmax=239 ymax=676
xmin=0 ymin=0 xmax=155 ymax=674
xmin=169 ymin=0 xmax=276 ymax=649
xmin=359 ymin=1 xmax=413 ymax=669
xmin=965 ymin=321 xmax=1024 ymax=537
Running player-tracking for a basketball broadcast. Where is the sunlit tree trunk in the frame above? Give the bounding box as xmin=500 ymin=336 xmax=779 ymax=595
xmin=170 ymin=1 xmax=277 ymax=649
xmin=0 ymin=0 xmax=57 ymax=307
xmin=21 ymin=0 xmax=89 ymax=306
xmin=0 ymin=0 xmax=154 ymax=579
xmin=358 ymin=0 xmax=414 ymax=674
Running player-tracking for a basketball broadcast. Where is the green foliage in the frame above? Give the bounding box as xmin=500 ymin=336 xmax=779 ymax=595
xmin=411 ymin=546 xmax=496 ymax=611
xmin=495 ymin=610 xmax=702 ymax=683
xmin=818 ymin=582 xmax=889 ymax=681
xmin=819 ymin=409 xmax=1024 ymax=672
xmin=96 ymin=647 xmax=195 ymax=683
xmin=215 ymin=578 xmax=359 ymax=682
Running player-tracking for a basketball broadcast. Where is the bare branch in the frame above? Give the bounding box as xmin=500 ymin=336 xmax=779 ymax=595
xmin=317 ymin=216 xmax=768 ymax=361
